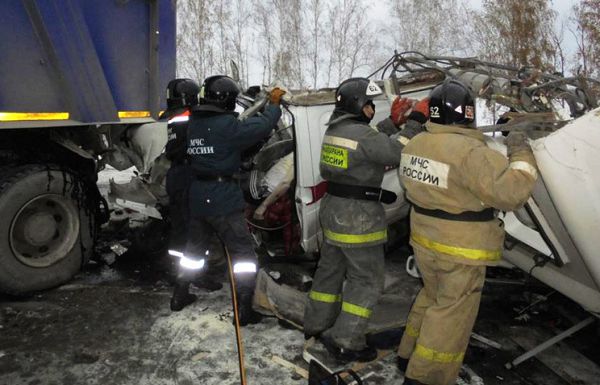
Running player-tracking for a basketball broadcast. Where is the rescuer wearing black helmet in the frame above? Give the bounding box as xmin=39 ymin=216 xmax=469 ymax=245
xmin=162 ymin=79 xmax=225 ymax=302
xmin=200 ymin=75 xmax=241 ymax=111
xmin=169 ymin=74 xmax=286 ymax=326
xmin=396 ymin=78 xmax=537 ymax=385
xmin=427 ymin=79 xmax=475 ymax=126
xmin=303 ymin=77 xmax=406 ymax=363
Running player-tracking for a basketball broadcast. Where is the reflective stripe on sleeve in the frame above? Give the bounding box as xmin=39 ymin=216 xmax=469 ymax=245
xmin=414 ymin=344 xmax=465 ymax=363
xmin=168 ymin=115 xmax=190 ymax=124
xmin=405 ymin=323 xmax=420 ymax=338
xmin=309 ymin=290 xmax=341 ymax=303
xmin=397 ymin=135 xmax=410 ymax=146
xmin=323 ymin=135 xmax=359 ymax=150
xmin=323 ymin=229 xmax=387 ymax=244
xmin=411 ymin=233 xmax=501 ymax=261
xmin=509 ymin=161 xmax=538 ymax=179
xmin=341 ymin=301 xmax=372 ymax=318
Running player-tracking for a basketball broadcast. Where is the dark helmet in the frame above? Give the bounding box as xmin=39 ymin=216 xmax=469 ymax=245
xmin=165 ymin=78 xmax=200 ymax=110
xmin=428 ymin=79 xmax=475 ymax=126
xmin=200 ymin=75 xmax=240 ymax=111
xmin=334 ymin=77 xmax=383 ymax=116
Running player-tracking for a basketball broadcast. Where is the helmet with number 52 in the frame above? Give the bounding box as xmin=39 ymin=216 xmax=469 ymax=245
xmin=428 ymin=79 xmax=475 ymax=127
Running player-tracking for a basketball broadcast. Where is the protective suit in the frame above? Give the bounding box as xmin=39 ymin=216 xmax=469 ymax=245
xmin=171 ymin=75 xmax=284 ymax=325
xmin=397 ymin=80 xmax=537 ymax=385
xmin=304 ymin=78 xmax=405 ymax=362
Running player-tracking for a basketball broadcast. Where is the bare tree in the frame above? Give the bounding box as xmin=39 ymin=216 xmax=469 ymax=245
xmin=385 ymin=0 xmax=474 ymax=56
xmin=252 ymin=0 xmax=276 ymax=85
xmin=325 ymin=0 xmax=374 ymax=86
xmin=551 ymin=17 xmax=568 ymax=75
xmin=176 ymin=0 xmax=214 ymax=82
xmin=230 ymin=0 xmax=252 ymax=88
xmin=474 ymin=0 xmax=557 ymax=69
xmin=571 ymin=0 xmax=600 ymax=78
xmin=305 ymin=0 xmax=324 ymax=89
xmin=213 ymin=0 xmax=232 ymax=75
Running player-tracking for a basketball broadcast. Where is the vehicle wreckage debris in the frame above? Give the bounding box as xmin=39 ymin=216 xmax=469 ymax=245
xmin=270 ymin=355 xmax=309 ymax=379
xmin=471 ymin=332 xmax=503 ymax=350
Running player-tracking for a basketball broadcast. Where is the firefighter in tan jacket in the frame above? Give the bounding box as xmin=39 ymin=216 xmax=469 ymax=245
xmin=397 ymin=79 xmax=538 ymax=385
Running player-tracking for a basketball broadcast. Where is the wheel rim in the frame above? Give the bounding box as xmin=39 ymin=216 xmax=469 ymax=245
xmin=10 ymin=193 xmax=80 ymax=268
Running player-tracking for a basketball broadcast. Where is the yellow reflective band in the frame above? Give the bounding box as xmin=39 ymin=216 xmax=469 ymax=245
xmin=324 ymin=229 xmax=387 ymax=244
xmin=341 ymin=301 xmax=372 ymax=318
xmin=411 ymin=233 xmax=501 ymax=261
xmin=309 ymin=290 xmax=341 ymax=303
xmin=323 ymin=135 xmax=359 ymax=150
xmin=0 ymin=112 xmax=69 ymax=121
xmin=321 ymin=144 xmax=348 ymax=169
xmin=405 ymin=323 xmax=420 ymax=338
xmin=118 ymin=111 xmax=151 ymax=118
xmin=414 ymin=344 xmax=464 ymax=363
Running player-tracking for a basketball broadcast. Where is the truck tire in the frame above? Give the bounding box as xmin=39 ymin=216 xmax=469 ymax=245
xmin=0 ymin=165 xmax=93 ymax=295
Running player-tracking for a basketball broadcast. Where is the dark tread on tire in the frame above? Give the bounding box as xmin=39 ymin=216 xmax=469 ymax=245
xmin=0 ymin=164 xmax=93 ymax=295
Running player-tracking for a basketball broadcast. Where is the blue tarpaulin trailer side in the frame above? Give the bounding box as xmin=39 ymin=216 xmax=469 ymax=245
xmin=0 ymin=0 xmax=176 ymax=126
xmin=0 ymin=0 xmax=177 ymax=295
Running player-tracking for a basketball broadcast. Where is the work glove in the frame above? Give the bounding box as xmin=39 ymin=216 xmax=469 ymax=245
xmin=269 ymin=88 xmax=286 ymax=105
xmin=398 ymin=97 xmax=430 ymax=140
xmin=390 ymin=97 xmax=412 ymax=127
xmin=403 ymin=97 xmax=430 ymax=125
xmin=400 ymin=119 xmax=426 ymax=140
xmin=505 ymin=130 xmax=532 ymax=158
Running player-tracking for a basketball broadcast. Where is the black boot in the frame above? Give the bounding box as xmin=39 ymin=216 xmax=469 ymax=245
xmin=192 ymin=277 xmax=223 ymax=292
xmin=170 ymin=283 xmax=197 ymax=311
xmin=235 ymin=289 xmax=262 ymax=326
xmin=397 ymin=356 xmax=409 ymax=372
xmin=320 ymin=335 xmax=377 ymax=363
xmin=403 ymin=378 xmax=426 ymax=385
xmin=304 ymin=331 xmax=321 ymax=340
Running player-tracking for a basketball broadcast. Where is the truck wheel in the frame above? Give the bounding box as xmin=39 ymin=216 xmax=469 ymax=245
xmin=0 ymin=165 xmax=93 ymax=295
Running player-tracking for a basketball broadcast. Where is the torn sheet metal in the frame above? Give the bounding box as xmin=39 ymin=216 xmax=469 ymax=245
xmin=253 ymin=266 xmax=420 ymax=334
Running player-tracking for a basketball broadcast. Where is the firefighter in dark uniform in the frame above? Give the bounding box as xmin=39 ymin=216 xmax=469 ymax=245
xmin=162 ymin=79 xmax=223 ymax=309
xmin=169 ymin=75 xmax=285 ymax=325
xmin=397 ymin=79 xmax=537 ymax=385
xmin=304 ymin=78 xmax=408 ymax=362
xmin=161 ymin=79 xmax=199 ymax=259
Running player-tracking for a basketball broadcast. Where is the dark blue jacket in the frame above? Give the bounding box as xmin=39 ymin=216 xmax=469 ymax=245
xmin=187 ymin=104 xmax=282 ymax=216
xmin=162 ymin=108 xmax=191 ymax=197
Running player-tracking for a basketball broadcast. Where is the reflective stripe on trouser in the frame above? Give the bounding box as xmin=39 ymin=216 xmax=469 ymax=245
xmin=323 ymin=228 xmax=387 ymax=245
xmin=399 ymin=245 xmax=485 ymax=385
xmin=183 ymin=211 xmax=258 ymax=290
xmin=304 ymin=242 xmax=385 ymax=350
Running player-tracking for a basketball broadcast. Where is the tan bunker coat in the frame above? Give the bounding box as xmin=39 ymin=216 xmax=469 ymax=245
xmin=398 ymin=122 xmax=537 ymax=385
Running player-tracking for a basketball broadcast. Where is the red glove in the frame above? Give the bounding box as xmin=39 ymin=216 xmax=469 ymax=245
xmin=390 ymin=97 xmax=412 ymax=126
xmin=412 ymin=97 xmax=430 ymax=118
